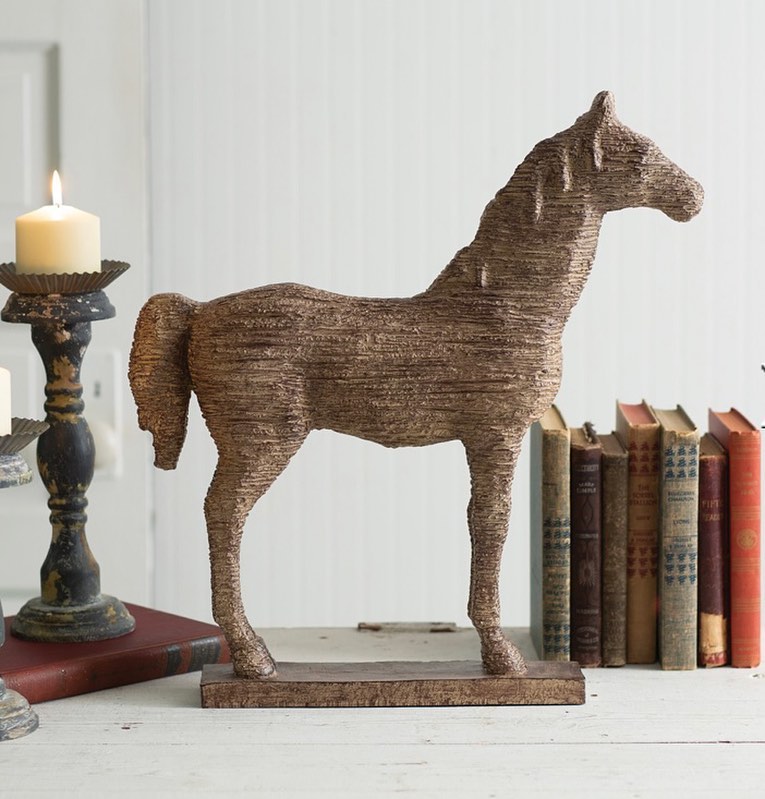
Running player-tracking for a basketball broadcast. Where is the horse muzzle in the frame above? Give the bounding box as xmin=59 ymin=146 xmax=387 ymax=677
xmin=663 ymin=174 xmax=704 ymax=223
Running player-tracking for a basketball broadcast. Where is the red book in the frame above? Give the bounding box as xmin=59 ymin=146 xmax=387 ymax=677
xmin=0 ymin=604 xmax=230 ymax=703
xmin=709 ymin=409 xmax=761 ymax=668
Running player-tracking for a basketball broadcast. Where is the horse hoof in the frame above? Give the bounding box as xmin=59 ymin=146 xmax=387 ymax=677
xmin=233 ymin=656 xmax=277 ymax=680
xmin=231 ymin=639 xmax=278 ymax=680
xmin=481 ymin=637 xmax=528 ymax=676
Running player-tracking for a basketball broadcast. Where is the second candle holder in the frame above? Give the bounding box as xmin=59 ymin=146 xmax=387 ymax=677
xmin=0 ymin=261 xmax=135 ymax=642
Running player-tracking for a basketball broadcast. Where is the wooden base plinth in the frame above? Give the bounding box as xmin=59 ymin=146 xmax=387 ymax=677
xmin=201 ymin=660 xmax=585 ymax=708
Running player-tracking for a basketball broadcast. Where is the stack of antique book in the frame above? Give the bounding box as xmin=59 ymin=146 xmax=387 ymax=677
xmin=530 ymin=402 xmax=761 ymax=670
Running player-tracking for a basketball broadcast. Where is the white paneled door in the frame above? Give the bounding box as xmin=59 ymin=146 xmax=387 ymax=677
xmin=0 ymin=1 xmax=150 ymax=612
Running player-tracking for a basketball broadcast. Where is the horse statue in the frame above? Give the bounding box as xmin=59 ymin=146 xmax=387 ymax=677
xmin=129 ymin=91 xmax=703 ymax=680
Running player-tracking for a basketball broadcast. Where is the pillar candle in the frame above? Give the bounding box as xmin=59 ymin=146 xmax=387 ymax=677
xmin=0 ymin=367 xmax=11 ymax=436
xmin=15 ymin=171 xmax=101 ymax=274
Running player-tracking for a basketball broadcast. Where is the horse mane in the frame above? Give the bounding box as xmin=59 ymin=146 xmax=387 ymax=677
xmin=424 ymin=99 xmax=609 ymax=295
xmin=486 ymin=114 xmax=605 ymax=229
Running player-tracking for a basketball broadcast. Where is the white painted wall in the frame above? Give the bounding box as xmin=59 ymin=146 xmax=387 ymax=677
xmin=146 ymin=0 xmax=764 ymax=628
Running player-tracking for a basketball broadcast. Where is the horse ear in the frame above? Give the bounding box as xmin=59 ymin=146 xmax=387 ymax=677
xmin=590 ymin=91 xmax=616 ymax=124
xmin=585 ymin=92 xmax=613 ymax=171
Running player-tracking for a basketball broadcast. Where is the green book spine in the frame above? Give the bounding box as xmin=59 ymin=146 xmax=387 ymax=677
xmin=530 ymin=409 xmax=571 ymax=660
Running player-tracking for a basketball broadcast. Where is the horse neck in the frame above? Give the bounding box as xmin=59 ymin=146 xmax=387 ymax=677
xmin=423 ymin=198 xmax=604 ymax=331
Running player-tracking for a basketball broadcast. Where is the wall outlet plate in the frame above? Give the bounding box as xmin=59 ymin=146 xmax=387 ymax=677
xmin=82 ymin=349 xmax=123 ymax=479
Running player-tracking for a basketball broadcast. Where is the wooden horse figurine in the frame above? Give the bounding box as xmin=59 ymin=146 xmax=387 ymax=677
xmin=129 ymin=91 xmax=703 ymax=680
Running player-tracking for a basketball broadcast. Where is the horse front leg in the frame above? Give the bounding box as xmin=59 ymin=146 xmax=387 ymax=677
xmin=464 ymin=434 xmax=527 ymax=675
xmin=204 ymin=455 xmax=277 ymax=679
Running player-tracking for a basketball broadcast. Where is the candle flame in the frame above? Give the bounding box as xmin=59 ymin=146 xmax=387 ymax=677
xmin=52 ymin=170 xmax=62 ymax=207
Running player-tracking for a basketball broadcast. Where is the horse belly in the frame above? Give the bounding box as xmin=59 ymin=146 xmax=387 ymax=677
xmin=310 ymin=373 xmax=462 ymax=448
xmin=307 ymin=330 xmax=562 ymax=448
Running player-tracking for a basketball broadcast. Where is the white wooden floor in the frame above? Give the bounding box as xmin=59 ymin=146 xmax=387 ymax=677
xmin=4 ymin=626 xmax=765 ymax=798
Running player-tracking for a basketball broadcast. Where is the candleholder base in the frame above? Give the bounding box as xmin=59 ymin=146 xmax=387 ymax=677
xmin=0 ymin=679 xmax=38 ymax=741
xmin=10 ymin=594 xmax=135 ymax=643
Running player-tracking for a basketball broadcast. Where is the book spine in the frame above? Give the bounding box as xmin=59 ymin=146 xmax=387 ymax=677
xmin=624 ymin=427 xmax=660 ymax=663
xmin=728 ymin=431 xmax=761 ymax=667
xmin=698 ymin=448 xmax=729 ymax=667
xmin=601 ymin=442 xmax=628 ymax=666
xmin=658 ymin=429 xmax=699 ymax=670
xmin=570 ymin=443 xmax=602 ymax=667
xmin=531 ymin=423 xmax=571 ymax=660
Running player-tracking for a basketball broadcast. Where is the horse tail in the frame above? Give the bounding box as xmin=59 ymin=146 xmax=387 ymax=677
xmin=128 ymin=293 xmax=200 ymax=470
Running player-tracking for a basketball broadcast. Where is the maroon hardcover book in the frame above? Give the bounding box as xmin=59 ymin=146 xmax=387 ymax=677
xmin=600 ymin=432 xmax=628 ymax=667
xmin=570 ymin=424 xmax=602 ymax=667
xmin=0 ymin=604 xmax=230 ymax=703
xmin=698 ymin=434 xmax=729 ymax=667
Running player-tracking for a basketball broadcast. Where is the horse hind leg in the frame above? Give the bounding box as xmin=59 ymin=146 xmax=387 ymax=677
xmin=464 ymin=435 xmax=527 ymax=675
xmin=204 ymin=437 xmax=305 ymax=679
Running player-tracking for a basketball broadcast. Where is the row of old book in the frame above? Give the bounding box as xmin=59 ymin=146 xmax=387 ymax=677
xmin=529 ymin=401 xmax=761 ymax=670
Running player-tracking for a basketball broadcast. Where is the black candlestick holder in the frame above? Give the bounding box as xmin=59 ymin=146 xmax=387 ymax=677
xmin=0 ymin=418 xmax=47 ymax=740
xmin=0 ymin=262 xmax=135 ymax=642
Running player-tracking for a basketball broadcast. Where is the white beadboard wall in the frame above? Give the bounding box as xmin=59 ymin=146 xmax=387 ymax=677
xmin=148 ymin=0 xmax=765 ymax=627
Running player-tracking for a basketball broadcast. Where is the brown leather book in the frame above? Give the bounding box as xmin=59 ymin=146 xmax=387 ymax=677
xmin=530 ymin=405 xmax=571 ymax=661
xmin=697 ymin=433 xmax=729 ymax=667
xmin=600 ymin=433 xmax=628 ymax=667
xmin=653 ymin=406 xmax=699 ymax=671
xmin=0 ymin=604 xmax=230 ymax=703
xmin=569 ymin=424 xmax=602 ymax=667
xmin=616 ymin=400 xmax=660 ymax=664
xmin=709 ymin=409 xmax=761 ymax=668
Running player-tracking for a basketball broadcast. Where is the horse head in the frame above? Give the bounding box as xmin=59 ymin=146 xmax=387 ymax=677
xmin=576 ymin=91 xmax=703 ymax=222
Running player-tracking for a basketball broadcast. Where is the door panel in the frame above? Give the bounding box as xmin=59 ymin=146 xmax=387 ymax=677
xmin=0 ymin=43 xmax=58 ymax=233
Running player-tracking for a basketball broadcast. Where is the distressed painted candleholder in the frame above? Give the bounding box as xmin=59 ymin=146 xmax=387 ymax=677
xmin=0 ymin=262 xmax=135 ymax=642
xmin=130 ymin=92 xmax=703 ymax=707
xmin=0 ymin=418 xmax=47 ymax=740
